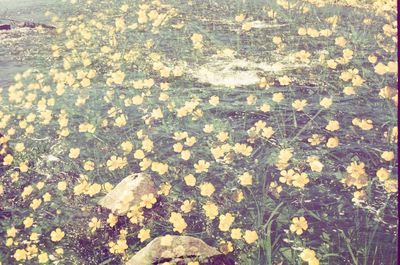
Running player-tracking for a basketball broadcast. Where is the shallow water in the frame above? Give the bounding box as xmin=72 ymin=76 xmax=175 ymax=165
xmin=0 ymin=0 xmax=60 ymax=86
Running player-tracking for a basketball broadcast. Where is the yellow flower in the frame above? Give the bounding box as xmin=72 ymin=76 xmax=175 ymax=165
xmin=115 ymin=17 xmax=126 ymax=32
xmin=278 ymin=75 xmax=291 ymax=86
xmin=290 ymin=216 xmax=308 ymax=235
xmin=218 ymin=213 xmax=235 ymax=232
xmin=51 ymin=228 xmax=65 ymax=242
xmin=65 ymin=40 xmax=75 ymax=49
xmin=292 ymin=99 xmax=307 ymax=111
xmin=326 ymin=137 xmax=339 ymax=148
xmin=84 ymin=161 xmax=95 ymax=171
xmin=55 ymin=248 xmax=64 ymax=256
xmin=381 ymin=151 xmax=394 ymax=161
xmin=134 ymin=149 xmax=145 ymax=159
xmin=21 ymin=185 xmax=33 ymax=199
xmin=110 ymin=70 xmax=126 ymax=85
xmin=173 ymin=142 xmax=184 ymax=153
xmin=30 ymin=198 xmax=42 ymax=210
xmin=181 ymin=150 xmax=191 ymax=160
xmin=142 ymin=138 xmax=154 ymax=152
xmin=242 ymin=22 xmax=253 ymax=31
xmin=69 ymin=148 xmax=80 ymax=159
xmin=184 ymin=174 xmax=196 ymax=186
xmin=368 ymin=55 xmax=377 ymax=64
xmin=298 ymin=27 xmax=307 ymax=35
xmin=7 ymin=226 xmax=17 ymax=238
xmin=199 ymin=182 xmax=215 ymax=197
xmin=3 ymin=154 xmax=13 ymax=165
xmin=26 ymin=244 xmax=38 ymax=255
xmin=335 ymin=36 xmax=347 ymax=47
xmin=239 ymin=172 xmax=253 ymax=186
xmin=219 ymin=240 xmax=234 ymax=254
xmin=243 ymin=230 xmax=258 ymax=244
xmin=115 ymin=115 xmax=127 ymax=127
xmin=235 ymin=14 xmax=246 ymax=23
xmin=320 ymin=97 xmax=332 ymax=108
xmin=191 ymin=33 xmax=203 ymax=49
xmin=384 ymin=179 xmax=398 ymax=193
xmin=132 ymin=95 xmax=144 ymax=105
xmin=309 ymin=159 xmax=324 ymax=172
xmin=217 ymin=132 xmax=229 ymax=142
xmin=279 ymin=169 xmax=295 ymax=185
xmin=169 ymin=212 xmax=187 ymax=233
xmin=343 ymin=86 xmax=356 ymax=96
xmin=326 ymin=120 xmax=340 ymax=131
xmin=376 ymin=168 xmax=390 ymax=182
xmin=57 ymin=181 xmax=67 ymax=191
xmin=13 ymin=249 xmax=28 ymax=261
xmin=23 ymin=216 xmax=34 ymax=228
xmin=109 ymin=239 xmax=128 ymax=254
xmin=15 ymin=142 xmax=25 ymax=152
xmin=292 ymin=173 xmax=310 ymax=189
xmin=18 ymin=162 xmax=28 ymax=172
xmin=308 ymin=134 xmax=322 ymax=146
xmin=203 ymin=201 xmax=219 ymax=220
xmin=234 ymin=143 xmax=253 ymax=156
xmin=356 ymin=119 xmax=373 ymax=130
xmin=151 ymin=162 xmax=169 ymax=175
xmin=231 ymin=228 xmax=242 ymax=239
xmin=209 ymin=96 xmax=220 ymax=106
xmin=80 ymin=78 xmax=91 ymax=87
xmin=272 ymin=36 xmax=282 ymax=45
xmin=38 ymin=252 xmax=49 ymax=263
xmin=121 ymin=141 xmax=133 ymax=153
xmin=107 ymin=214 xmax=118 ymax=228
xmin=89 ymin=217 xmax=101 ymax=233
xmin=327 ymin=59 xmax=337 ymax=69
xmin=6 ymin=238 xmax=13 ymax=246
xmin=107 ymin=155 xmax=128 ymax=171
xmin=300 ymin=248 xmax=319 ymax=265
xmin=85 ymin=183 xmax=101 ymax=197
xmin=194 ymin=160 xmax=210 ymax=173
xmin=353 ymin=190 xmax=366 ymax=202
xmin=278 ymin=148 xmax=293 ymax=163
xmin=374 ymin=62 xmax=388 ymax=75
xmin=180 ymin=200 xmax=195 ymax=213
xmin=191 ymin=33 xmax=203 ymax=43
xmin=140 ymin=193 xmax=157 ymax=209
xmin=203 ymin=124 xmax=214 ymax=133
xmin=138 ymin=228 xmax=151 ymax=242
xmin=30 ymin=232 xmax=39 ymax=241
xmin=272 ymin=92 xmax=285 ymax=102
xmin=260 ymin=103 xmax=271 ymax=112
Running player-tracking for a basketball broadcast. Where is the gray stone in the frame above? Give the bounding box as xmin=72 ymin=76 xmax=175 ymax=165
xmin=98 ymin=173 xmax=157 ymax=216
xmin=126 ymin=235 xmax=223 ymax=265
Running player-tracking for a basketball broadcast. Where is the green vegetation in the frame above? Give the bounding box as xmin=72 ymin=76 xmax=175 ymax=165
xmin=0 ymin=0 xmax=397 ymax=264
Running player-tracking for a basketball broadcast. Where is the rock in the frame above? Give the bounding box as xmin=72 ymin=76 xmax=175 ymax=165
xmin=97 ymin=173 xmax=157 ymax=216
xmin=190 ymin=58 xmax=309 ymax=88
xmin=126 ymin=235 xmax=234 ymax=265
xmin=0 ymin=24 xmax=11 ymax=30
xmin=16 ymin=21 xmax=56 ymax=29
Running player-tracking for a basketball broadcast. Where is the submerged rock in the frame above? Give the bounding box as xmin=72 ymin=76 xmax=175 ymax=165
xmin=98 ymin=173 xmax=157 ymax=216
xmin=126 ymin=235 xmax=233 ymax=265
xmin=190 ymin=57 xmax=309 ymax=88
xmin=0 ymin=24 xmax=11 ymax=30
